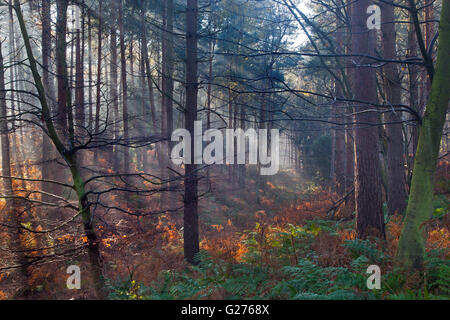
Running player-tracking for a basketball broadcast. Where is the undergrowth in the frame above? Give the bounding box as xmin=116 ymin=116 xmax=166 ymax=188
xmin=108 ymin=220 xmax=449 ymax=300
xmin=107 ymin=169 xmax=449 ymax=301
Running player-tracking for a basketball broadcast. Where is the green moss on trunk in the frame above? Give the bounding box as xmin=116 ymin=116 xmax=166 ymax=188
xmin=13 ymin=0 xmax=107 ymax=299
xmin=397 ymin=0 xmax=450 ymax=269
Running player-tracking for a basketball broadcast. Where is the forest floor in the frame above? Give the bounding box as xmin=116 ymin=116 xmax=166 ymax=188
xmin=1 ymin=162 xmax=448 ymax=300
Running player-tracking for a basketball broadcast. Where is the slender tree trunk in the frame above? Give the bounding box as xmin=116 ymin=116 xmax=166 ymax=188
xmin=139 ymin=39 xmax=147 ymax=171
xmin=9 ymin=4 xmax=26 ymax=174
xmin=75 ymin=27 xmax=85 ymax=141
xmin=381 ymin=2 xmax=408 ymax=216
xmin=228 ymin=83 xmax=233 ymax=180
xmin=140 ymin=6 xmax=157 ymax=137
xmin=184 ymin=0 xmax=200 ymax=265
xmin=41 ymin=0 xmax=55 ymax=203
xmin=69 ymin=8 xmax=75 ymax=116
xmin=119 ymin=0 xmax=130 ymax=174
xmin=166 ymin=0 xmax=174 ymax=174
xmin=54 ymin=0 xmax=71 ymax=200
xmin=408 ymin=10 xmax=419 ymax=182
xmin=110 ymin=2 xmax=119 ymax=170
xmin=56 ymin=0 xmax=69 ymax=133
xmin=140 ymin=4 xmax=160 ymax=174
xmin=397 ymin=0 xmax=450 ymax=270
xmin=94 ymin=0 xmax=103 ymax=162
xmin=333 ymin=26 xmax=345 ymax=197
xmin=205 ymin=33 xmax=214 ymax=183
xmin=257 ymin=87 xmax=266 ymax=195
xmin=9 ymin=1 xmax=28 ymax=212
xmin=88 ymin=13 xmax=93 ymax=135
xmin=238 ymin=102 xmax=246 ymax=187
xmin=160 ymin=1 xmax=168 ymax=184
xmin=333 ymin=102 xmax=346 ymax=197
xmin=424 ymin=0 xmax=434 ymax=95
xmin=163 ymin=0 xmax=175 ymax=202
xmin=7 ymin=0 xmax=17 ymax=150
xmin=344 ymin=4 xmax=355 ymax=216
xmin=207 ymin=43 xmax=213 ymax=131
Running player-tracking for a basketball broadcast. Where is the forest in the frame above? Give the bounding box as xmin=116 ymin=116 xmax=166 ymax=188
xmin=0 ymin=0 xmax=448 ymax=301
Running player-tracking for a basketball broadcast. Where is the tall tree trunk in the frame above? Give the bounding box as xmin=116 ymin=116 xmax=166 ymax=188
xmin=257 ymin=87 xmax=266 ymax=195
xmin=205 ymin=32 xmax=214 ymax=183
xmin=41 ymin=0 xmax=54 ymax=203
xmin=75 ymin=26 xmax=85 ymax=141
xmin=54 ymin=0 xmax=70 ymax=200
xmin=351 ymin=0 xmax=385 ymax=239
xmin=344 ymin=2 xmax=355 ymax=216
xmin=110 ymin=1 xmax=119 ymax=170
xmin=381 ymin=2 xmax=408 ymax=216
xmin=160 ymin=1 xmax=168 ymax=184
xmin=343 ymin=110 xmax=356 ymax=218
xmin=40 ymin=0 xmax=59 ymax=215
xmin=94 ymin=0 xmax=103 ymax=162
xmin=56 ymin=0 xmax=69 ymax=133
xmin=228 ymin=87 xmax=234 ymax=181
xmin=88 ymin=12 xmax=93 ymax=135
xmin=119 ymin=0 xmax=130 ymax=174
xmin=165 ymin=0 xmax=174 ymax=175
xmin=140 ymin=5 xmax=157 ymax=137
xmin=397 ymin=0 xmax=450 ymax=270
xmin=408 ymin=10 xmax=419 ymax=183
xmin=333 ymin=102 xmax=346 ymax=197
xmin=139 ymin=38 xmax=147 ymax=171
xmin=333 ymin=26 xmax=345 ymax=197
xmin=9 ymin=6 xmax=26 ymax=175
xmin=238 ymin=102 xmax=246 ymax=187
xmin=7 ymin=0 xmax=17 ymax=154
xmin=184 ymin=0 xmax=200 ymax=265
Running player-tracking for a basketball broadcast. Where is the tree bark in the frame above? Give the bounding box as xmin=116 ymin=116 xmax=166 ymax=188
xmin=53 ymin=0 xmax=71 ymax=200
xmin=110 ymin=1 xmax=119 ymax=170
xmin=381 ymin=2 xmax=408 ymax=216
xmin=160 ymin=0 xmax=174 ymax=184
xmin=165 ymin=0 xmax=174 ymax=159
xmin=41 ymin=0 xmax=55 ymax=204
xmin=397 ymin=0 xmax=450 ymax=270
xmin=184 ymin=0 xmax=200 ymax=265
xmin=119 ymin=0 xmax=130 ymax=175
xmin=140 ymin=5 xmax=157 ymax=137
xmin=94 ymin=0 xmax=103 ymax=162
xmin=75 ymin=26 xmax=85 ymax=141
xmin=351 ymin=0 xmax=385 ymax=239
xmin=88 ymin=12 xmax=93 ymax=135
xmin=407 ymin=10 xmax=419 ymax=182
xmin=333 ymin=25 xmax=346 ymax=197
xmin=56 ymin=0 xmax=69 ymax=133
